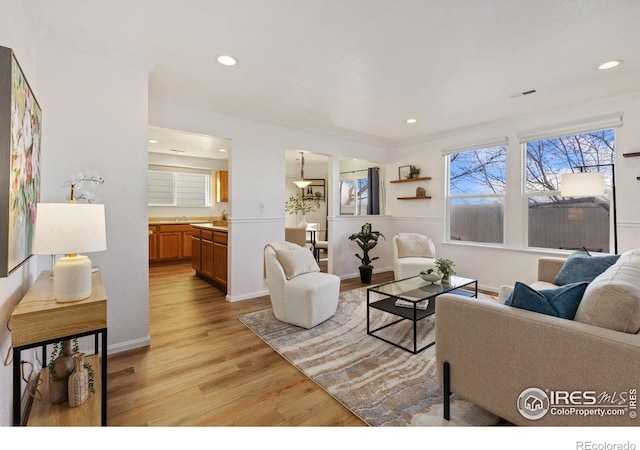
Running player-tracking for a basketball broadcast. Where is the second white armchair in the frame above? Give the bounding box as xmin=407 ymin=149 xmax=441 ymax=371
xmin=392 ymin=233 xmax=437 ymax=280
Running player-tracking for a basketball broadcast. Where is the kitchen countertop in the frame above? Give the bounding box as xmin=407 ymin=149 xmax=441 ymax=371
xmin=149 ymin=217 xmax=213 ymax=225
xmin=191 ymin=223 xmax=228 ymax=232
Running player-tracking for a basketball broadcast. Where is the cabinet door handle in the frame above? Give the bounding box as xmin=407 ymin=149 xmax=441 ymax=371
xmin=148 ymin=230 xmax=154 ymax=236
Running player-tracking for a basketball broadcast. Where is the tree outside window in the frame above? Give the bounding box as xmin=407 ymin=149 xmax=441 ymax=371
xmin=448 ymin=145 xmax=507 ymax=244
xmin=525 ymin=129 xmax=614 ymax=252
xmin=340 ymin=177 xmax=368 ymax=215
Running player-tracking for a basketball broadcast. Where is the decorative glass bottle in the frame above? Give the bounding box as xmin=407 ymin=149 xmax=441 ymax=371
xmin=68 ymin=352 xmax=89 ymax=408
xmin=49 ymin=340 xmax=75 ymax=403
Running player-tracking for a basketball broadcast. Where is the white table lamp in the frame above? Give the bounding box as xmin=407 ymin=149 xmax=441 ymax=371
xmin=32 ymin=203 xmax=107 ymax=302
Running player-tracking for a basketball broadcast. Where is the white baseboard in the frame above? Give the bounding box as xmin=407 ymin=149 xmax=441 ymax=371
xmin=108 ymin=336 xmax=151 ymax=355
xmin=227 ymin=289 xmax=268 ymax=302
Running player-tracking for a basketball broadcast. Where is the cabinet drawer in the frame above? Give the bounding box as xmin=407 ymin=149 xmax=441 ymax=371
xmin=201 ymin=230 xmax=213 ymax=241
xmin=192 ymin=228 xmax=201 ymax=238
xmin=214 ymin=231 xmax=227 ymax=245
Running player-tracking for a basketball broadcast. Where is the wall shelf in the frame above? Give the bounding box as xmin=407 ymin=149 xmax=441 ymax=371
xmin=397 ymin=196 xmax=432 ymax=200
xmin=390 ymin=177 xmax=432 ymax=184
xmin=622 ymin=152 xmax=640 ymax=158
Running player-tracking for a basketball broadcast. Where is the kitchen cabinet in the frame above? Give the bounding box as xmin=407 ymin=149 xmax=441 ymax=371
xmin=191 ymin=225 xmax=228 ymax=293
xmin=212 ymin=230 xmax=228 ymax=287
xmin=149 ymin=224 xmax=193 ymax=262
xmin=148 ymin=225 xmax=158 ymax=261
xmin=216 ymin=171 xmax=228 ymax=203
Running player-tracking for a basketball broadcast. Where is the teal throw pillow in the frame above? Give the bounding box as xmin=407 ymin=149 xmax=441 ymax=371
xmin=504 ymin=281 xmax=589 ymax=319
xmin=553 ymin=250 xmax=620 ymax=285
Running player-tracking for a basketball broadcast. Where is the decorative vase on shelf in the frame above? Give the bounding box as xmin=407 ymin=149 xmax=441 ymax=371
xmin=49 ymin=340 xmax=75 ymax=404
xmin=68 ymin=353 xmax=90 ymax=408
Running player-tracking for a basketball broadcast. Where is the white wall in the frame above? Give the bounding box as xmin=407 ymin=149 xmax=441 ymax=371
xmin=385 ymin=93 xmax=640 ymax=292
xmin=35 ymin=40 xmax=151 ymax=358
xmin=0 ymin=0 xmax=40 ymax=427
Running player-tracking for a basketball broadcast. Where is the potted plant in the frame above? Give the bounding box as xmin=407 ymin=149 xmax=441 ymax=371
xmin=409 ymin=165 xmax=421 ymax=179
xmin=285 ymin=192 xmax=321 ymax=227
xmin=348 ymin=223 xmax=385 ymax=283
xmin=434 ymin=258 xmax=456 ymax=279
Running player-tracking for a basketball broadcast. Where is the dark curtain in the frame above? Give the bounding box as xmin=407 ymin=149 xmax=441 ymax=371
xmin=367 ymin=167 xmax=380 ymax=215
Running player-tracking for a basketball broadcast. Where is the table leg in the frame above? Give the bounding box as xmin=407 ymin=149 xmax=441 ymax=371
xmin=443 ymin=361 xmax=451 ymax=420
xmin=13 ymin=348 xmax=21 ymax=426
xmin=101 ymin=329 xmax=108 ymax=426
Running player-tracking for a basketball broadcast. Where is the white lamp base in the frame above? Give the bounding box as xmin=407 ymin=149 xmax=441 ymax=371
xmin=54 ymin=255 xmax=92 ymax=302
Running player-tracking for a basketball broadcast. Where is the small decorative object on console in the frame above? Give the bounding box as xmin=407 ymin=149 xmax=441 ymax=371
xmin=68 ymin=353 xmax=90 ymax=408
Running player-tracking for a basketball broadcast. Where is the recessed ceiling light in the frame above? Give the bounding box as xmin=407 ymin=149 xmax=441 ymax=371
xmin=598 ymin=60 xmax=622 ymax=70
xmin=217 ymin=55 xmax=237 ymax=66
xmin=219 ymin=148 xmax=227 ymax=152
xmin=148 ymin=139 xmax=158 ymax=143
xmin=406 ymin=118 xmax=417 ymax=124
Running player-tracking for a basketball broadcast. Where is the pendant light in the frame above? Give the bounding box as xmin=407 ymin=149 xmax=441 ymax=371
xmin=292 ymin=152 xmax=312 ymax=188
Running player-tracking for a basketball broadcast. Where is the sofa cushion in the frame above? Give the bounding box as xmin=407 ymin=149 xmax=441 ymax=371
xmin=574 ymin=250 xmax=640 ymax=334
xmin=396 ymin=236 xmax=436 ymax=258
xmin=275 ymin=247 xmax=320 ymax=280
xmin=504 ymin=281 xmax=589 ymax=319
xmin=553 ymin=250 xmax=620 ymax=285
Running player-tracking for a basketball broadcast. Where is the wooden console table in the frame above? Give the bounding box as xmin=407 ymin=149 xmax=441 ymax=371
xmin=11 ymin=269 xmax=108 ymax=426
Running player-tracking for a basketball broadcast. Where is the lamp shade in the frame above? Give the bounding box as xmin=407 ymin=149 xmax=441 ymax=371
xmin=292 ymin=179 xmax=312 ymax=188
xmin=32 ymin=203 xmax=107 ymax=302
xmin=32 ymin=203 xmax=107 ymax=255
xmin=560 ymin=172 xmax=605 ymax=197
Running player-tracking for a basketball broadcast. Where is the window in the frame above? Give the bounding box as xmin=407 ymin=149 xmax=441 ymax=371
xmin=447 ymin=144 xmax=507 ymax=244
xmin=524 ymin=129 xmax=615 ymax=252
xmin=148 ymin=168 xmax=211 ymax=206
xmin=340 ymin=175 xmax=368 ymax=215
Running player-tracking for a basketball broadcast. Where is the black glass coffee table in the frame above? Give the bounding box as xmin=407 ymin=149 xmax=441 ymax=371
xmin=367 ymin=275 xmax=477 ymax=354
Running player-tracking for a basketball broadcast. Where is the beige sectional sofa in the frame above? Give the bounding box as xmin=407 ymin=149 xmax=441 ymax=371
xmin=435 ymin=249 xmax=640 ymax=426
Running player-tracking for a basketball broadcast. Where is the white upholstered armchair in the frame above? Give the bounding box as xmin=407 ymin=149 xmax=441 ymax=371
xmin=264 ymin=242 xmax=339 ymax=329
xmin=392 ymin=233 xmax=437 ymax=280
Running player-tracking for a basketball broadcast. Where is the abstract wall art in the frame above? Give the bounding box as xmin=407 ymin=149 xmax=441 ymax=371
xmin=0 ymin=46 xmax=42 ymax=277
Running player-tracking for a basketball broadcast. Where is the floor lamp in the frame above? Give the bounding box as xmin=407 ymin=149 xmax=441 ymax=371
xmin=560 ymin=164 xmax=617 ymax=254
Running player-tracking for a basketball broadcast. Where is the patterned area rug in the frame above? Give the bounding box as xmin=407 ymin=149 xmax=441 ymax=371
xmin=239 ymin=287 xmax=499 ymax=426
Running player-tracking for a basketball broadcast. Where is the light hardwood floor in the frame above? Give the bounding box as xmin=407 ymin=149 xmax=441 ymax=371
xmin=106 ymin=261 xmax=394 ymax=426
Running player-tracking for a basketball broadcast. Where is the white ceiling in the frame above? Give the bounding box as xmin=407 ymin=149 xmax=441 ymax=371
xmin=23 ymin=0 xmax=640 ymax=149
xmin=147 ymin=126 xmax=230 ymax=160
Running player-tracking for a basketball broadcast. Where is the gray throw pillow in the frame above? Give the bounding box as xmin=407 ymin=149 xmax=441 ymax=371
xmin=553 ymin=251 xmax=620 ymax=285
